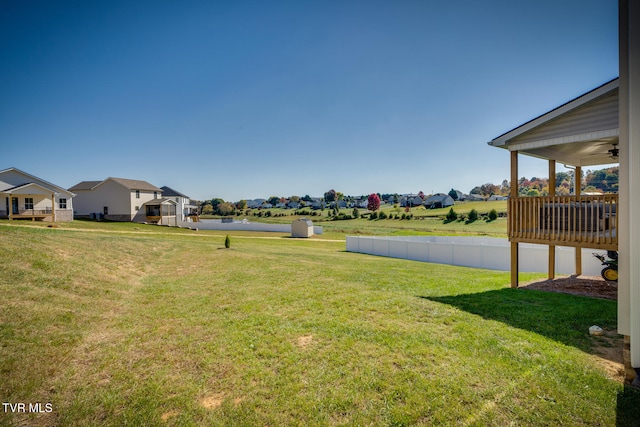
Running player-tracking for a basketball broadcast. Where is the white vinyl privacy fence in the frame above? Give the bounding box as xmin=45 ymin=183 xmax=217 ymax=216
xmin=346 ymin=235 xmax=607 ymax=276
xmin=178 ymin=219 xmax=323 ymax=235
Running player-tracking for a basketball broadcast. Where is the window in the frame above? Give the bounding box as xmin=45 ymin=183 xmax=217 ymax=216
xmin=103 ymin=206 xmax=108 ymax=215
xmin=154 ymin=191 xmax=158 ymax=199
xmin=136 ymin=190 xmax=140 ymax=199
xmin=135 ymin=206 xmax=139 ymax=211
xmin=146 ymin=205 xmax=160 ymax=216
xmin=25 ymin=198 xmax=34 ymax=210
xmin=59 ymin=198 xmax=67 ymax=209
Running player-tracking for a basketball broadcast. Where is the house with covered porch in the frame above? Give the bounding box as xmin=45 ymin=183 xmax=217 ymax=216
xmin=486 ymin=0 xmax=639 ymax=386
xmin=0 ymin=167 xmax=75 ymax=222
xmin=70 ymin=177 xmax=177 ymax=225
xmin=489 ymin=77 xmax=620 ymax=286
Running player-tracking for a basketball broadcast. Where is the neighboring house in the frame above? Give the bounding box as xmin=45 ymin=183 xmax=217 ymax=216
xmin=247 ymin=199 xmax=266 ymax=209
xmin=424 ymin=193 xmax=455 ymax=209
xmin=451 ymin=190 xmax=465 ymax=201
xmin=160 ymin=186 xmax=198 ymax=222
xmin=488 ymin=195 xmax=508 ymax=201
xmin=69 ymin=177 xmax=176 ymax=225
xmin=465 ymin=193 xmax=485 ymax=202
xmin=0 ymin=167 xmax=75 ymax=222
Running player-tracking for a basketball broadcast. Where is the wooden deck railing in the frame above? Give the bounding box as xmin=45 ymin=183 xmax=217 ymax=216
xmin=15 ymin=208 xmax=53 ymax=216
xmin=508 ymin=194 xmax=618 ymax=250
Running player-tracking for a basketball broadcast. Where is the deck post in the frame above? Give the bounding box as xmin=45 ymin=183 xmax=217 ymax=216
xmin=51 ymin=193 xmax=56 ymax=223
xmin=548 ymin=160 xmax=556 ymax=280
xmin=510 ymin=150 xmax=519 ymax=288
xmin=574 ymin=166 xmax=582 ymax=276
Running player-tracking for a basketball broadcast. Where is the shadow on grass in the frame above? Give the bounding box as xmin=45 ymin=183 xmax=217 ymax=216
xmin=421 ymin=287 xmax=617 ymax=352
xmin=617 ymin=385 xmax=640 ymax=426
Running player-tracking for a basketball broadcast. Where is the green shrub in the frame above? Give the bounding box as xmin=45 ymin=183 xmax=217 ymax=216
xmin=352 ymin=208 xmax=360 ymax=218
xmin=224 ymin=235 xmax=231 ymax=249
xmin=468 ymin=209 xmax=478 ymax=222
xmin=488 ymin=209 xmax=498 ymax=221
xmin=379 ymin=211 xmax=387 ymax=219
xmin=445 ymin=208 xmax=457 ymax=222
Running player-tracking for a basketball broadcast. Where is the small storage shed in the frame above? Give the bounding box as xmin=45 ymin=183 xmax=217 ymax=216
xmin=291 ymin=218 xmax=314 ymax=238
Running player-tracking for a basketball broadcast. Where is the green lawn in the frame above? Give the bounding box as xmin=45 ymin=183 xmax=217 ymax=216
xmin=1 ymin=220 xmax=638 ymax=426
xmin=205 ymin=201 xmax=509 ymax=239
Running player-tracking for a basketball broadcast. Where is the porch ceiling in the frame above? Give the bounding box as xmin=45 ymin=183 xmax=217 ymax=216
xmin=510 ymin=132 xmax=619 ymax=167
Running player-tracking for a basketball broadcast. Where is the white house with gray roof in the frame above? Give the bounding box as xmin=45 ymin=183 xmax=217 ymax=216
xmin=1 ymin=167 xmax=75 ymax=222
xmin=160 ymin=186 xmax=197 ymax=222
xmin=69 ymin=177 xmax=176 ymax=224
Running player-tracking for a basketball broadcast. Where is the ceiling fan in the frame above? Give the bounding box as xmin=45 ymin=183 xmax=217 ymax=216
xmin=584 ymin=141 xmax=619 ymax=163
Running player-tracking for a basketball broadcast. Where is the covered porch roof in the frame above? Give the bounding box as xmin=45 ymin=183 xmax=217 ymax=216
xmin=488 ymin=78 xmax=619 ymax=167
xmin=1 ymin=182 xmax=60 ymax=196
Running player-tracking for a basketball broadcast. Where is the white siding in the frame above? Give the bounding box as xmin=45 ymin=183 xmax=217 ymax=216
xmin=511 ymin=90 xmax=619 ymax=145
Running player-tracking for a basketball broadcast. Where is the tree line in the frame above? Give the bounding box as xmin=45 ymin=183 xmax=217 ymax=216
xmin=198 ymin=166 xmax=619 ymax=215
xmin=469 ymin=166 xmax=618 ymax=197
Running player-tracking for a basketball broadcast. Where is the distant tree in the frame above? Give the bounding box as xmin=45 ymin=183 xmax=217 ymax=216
xmin=236 ymin=199 xmax=247 ymax=210
xmin=469 ymin=186 xmax=481 ymax=195
xmin=324 ymin=189 xmax=337 ymax=203
xmin=267 ymin=196 xmax=280 ymax=206
xmin=418 ymin=191 xmax=425 ymax=200
xmin=302 ymin=195 xmax=313 ymax=202
xmin=217 ymin=202 xmax=236 ymax=216
xmin=201 ymin=204 xmax=214 ymax=215
xmin=367 ymin=193 xmax=381 ymax=211
xmin=289 ymin=195 xmax=300 ymax=203
xmin=480 ymin=183 xmax=500 ymax=196
xmin=448 ymin=188 xmax=459 ymax=201
xmin=501 ymin=179 xmax=510 ymax=195
xmin=211 ymin=198 xmax=224 ymax=210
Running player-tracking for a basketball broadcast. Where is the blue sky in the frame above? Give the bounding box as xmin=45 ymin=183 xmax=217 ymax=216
xmin=1 ymin=0 xmax=618 ymax=201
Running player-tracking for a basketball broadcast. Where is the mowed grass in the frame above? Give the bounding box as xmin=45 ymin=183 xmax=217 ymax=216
xmin=0 ymin=221 xmax=633 ymax=426
xmin=214 ymin=200 xmax=509 ymax=239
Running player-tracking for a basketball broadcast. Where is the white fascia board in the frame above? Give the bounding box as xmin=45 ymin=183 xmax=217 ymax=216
xmin=505 ymin=128 xmax=620 ymax=152
xmin=489 ymin=79 xmax=620 ymax=148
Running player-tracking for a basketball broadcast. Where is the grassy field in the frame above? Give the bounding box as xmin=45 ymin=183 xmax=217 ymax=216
xmin=205 ymin=201 xmax=509 ymax=240
xmin=1 ymin=220 xmax=638 ymax=426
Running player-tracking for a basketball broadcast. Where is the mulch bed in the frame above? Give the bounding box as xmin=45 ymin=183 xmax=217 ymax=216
xmin=520 ymin=275 xmax=618 ymax=300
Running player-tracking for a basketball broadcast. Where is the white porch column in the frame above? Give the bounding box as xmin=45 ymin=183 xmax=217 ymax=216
xmin=619 ymin=0 xmax=640 ymax=374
